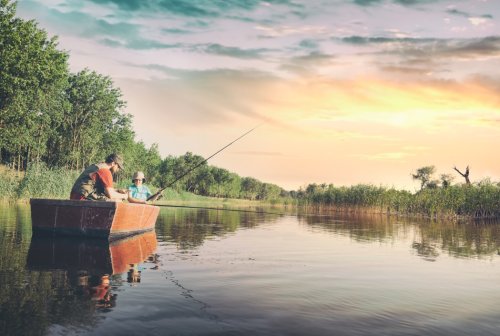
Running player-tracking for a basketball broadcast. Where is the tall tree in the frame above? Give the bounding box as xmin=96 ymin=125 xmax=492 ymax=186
xmin=0 ymin=0 xmax=69 ymax=168
xmin=54 ymin=69 xmax=126 ymax=169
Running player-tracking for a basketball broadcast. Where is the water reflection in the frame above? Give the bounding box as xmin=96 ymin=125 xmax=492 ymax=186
xmin=2 ymin=204 xmax=500 ymax=335
xmin=27 ymin=231 xmax=157 ymax=275
xmin=155 ymin=207 xmax=283 ymax=249
xmin=0 ymin=228 xmax=157 ymax=336
xmin=297 ymin=212 xmax=500 ymax=260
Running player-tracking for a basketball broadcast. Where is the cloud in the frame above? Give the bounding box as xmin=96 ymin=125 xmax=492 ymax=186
xmin=89 ymin=0 xmax=143 ymax=10
xmin=21 ymin=0 xmax=317 ymax=53
xmin=89 ymin=0 xmax=217 ymax=17
xmin=341 ymin=36 xmax=436 ymax=45
xmin=446 ymin=8 xmax=471 ymax=18
xmin=446 ymin=8 xmax=494 ymax=26
xmin=197 ymin=44 xmax=271 ymax=59
xmin=353 ymin=0 xmax=444 ymax=7
xmin=430 ymin=36 xmax=500 ymax=59
xmin=379 ymin=65 xmax=433 ymax=75
xmin=87 ymin=0 xmax=307 ymax=19
xmin=16 ymin=3 xmax=180 ymax=50
xmin=124 ymin=62 xmax=500 ymax=134
xmin=468 ymin=17 xmax=489 ymax=26
xmin=353 ymin=0 xmax=383 ymax=5
xmin=340 ymin=35 xmax=500 ymax=73
xmin=279 ymin=51 xmax=335 ymax=74
xmin=446 ymin=8 xmax=493 ymax=19
xmin=256 ymin=25 xmax=328 ymax=38
xmin=298 ymin=39 xmax=320 ymax=49
xmin=162 ymin=27 xmax=193 ymax=34
xmin=120 ymin=65 xmax=292 ymax=129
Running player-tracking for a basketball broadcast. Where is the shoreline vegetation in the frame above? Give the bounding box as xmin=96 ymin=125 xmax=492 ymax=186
xmin=1 ymin=1 xmax=499 ymax=220
xmin=1 ymin=164 xmax=499 ymax=220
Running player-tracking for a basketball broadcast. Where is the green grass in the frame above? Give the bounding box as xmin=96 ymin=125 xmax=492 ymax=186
xmin=16 ymin=162 xmax=80 ymax=200
xmin=0 ymin=165 xmax=21 ymax=201
xmin=0 ymin=165 xmax=265 ymax=207
xmin=297 ymin=183 xmax=500 ymax=219
xmin=2 ymin=165 xmax=498 ymax=219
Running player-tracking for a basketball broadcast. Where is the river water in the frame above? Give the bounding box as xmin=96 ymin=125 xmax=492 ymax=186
xmin=1 ymin=204 xmax=500 ymax=336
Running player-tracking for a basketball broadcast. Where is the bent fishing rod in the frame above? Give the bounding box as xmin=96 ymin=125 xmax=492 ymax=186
xmin=147 ymin=125 xmax=261 ymax=201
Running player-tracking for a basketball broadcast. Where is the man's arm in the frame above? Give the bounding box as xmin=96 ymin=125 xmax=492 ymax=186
xmin=105 ymin=187 xmax=128 ymax=200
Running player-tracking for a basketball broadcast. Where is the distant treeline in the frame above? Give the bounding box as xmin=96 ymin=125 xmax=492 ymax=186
xmin=294 ymin=182 xmax=500 ymax=219
xmin=0 ymin=1 xmax=287 ymax=202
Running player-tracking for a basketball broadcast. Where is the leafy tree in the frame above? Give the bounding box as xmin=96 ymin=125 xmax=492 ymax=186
xmin=158 ymin=155 xmax=177 ymax=189
xmin=211 ymin=167 xmax=231 ymax=197
xmin=0 ymin=0 xmax=69 ymax=169
xmin=53 ymin=69 xmax=126 ymax=170
xmin=241 ymin=177 xmax=260 ymax=200
xmin=258 ymin=183 xmax=282 ymax=200
xmin=411 ymin=166 xmax=435 ymax=190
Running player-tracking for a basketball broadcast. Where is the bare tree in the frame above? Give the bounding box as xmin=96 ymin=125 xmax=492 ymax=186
xmin=453 ymin=166 xmax=471 ymax=185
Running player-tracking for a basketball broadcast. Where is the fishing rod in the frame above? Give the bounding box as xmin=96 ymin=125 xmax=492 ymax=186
xmin=147 ymin=125 xmax=261 ymax=201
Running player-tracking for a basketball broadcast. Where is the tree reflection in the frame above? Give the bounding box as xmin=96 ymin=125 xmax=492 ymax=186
xmin=0 ymin=204 xmax=157 ymax=336
xmin=155 ymin=207 xmax=283 ymax=250
xmin=296 ymin=211 xmax=500 ymax=260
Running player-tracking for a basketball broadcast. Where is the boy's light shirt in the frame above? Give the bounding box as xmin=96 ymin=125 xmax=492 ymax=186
xmin=128 ymin=184 xmax=152 ymax=201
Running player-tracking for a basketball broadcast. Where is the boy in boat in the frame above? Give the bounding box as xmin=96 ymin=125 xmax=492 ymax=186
xmin=128 ymin=171 xmax=152 ymax=204
xmin=70 ymin=153 xmax=128 ymax=201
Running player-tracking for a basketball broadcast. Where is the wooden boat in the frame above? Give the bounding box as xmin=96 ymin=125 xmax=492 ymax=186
xmin=30 ymin=198 xmax=160 ymax=240
xmin=27 ymin=231 xmax=158 ymax=275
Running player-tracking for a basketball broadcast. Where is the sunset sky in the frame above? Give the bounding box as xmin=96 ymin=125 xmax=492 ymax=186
xmin=16 ymin=0 xmax=500 ymax=191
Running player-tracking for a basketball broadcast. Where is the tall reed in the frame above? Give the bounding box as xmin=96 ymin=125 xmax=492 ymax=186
xmin=13 ymin=163 xmax=78 ymax=200
xmin=298 ymin=183 xmax=500 ymax=219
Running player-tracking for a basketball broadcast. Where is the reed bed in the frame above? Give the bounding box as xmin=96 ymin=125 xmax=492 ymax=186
xmin=297 ymin=183 xmax=500 ymax=219
xmin=2 ymin=165 xmax=499 ymax=219
xmin=10 ymin=163 xmax=79 ymax=200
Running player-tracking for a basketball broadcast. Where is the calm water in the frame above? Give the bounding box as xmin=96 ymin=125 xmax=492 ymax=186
xmin=1 ymin=204 xmax=500 ymax=336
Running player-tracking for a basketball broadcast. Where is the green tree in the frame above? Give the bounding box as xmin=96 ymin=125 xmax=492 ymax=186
xmin=0 ymin=0 xmax=69 ymax=169
xmin=412 ymin=166 xmax=436 ymax=191
xmin=241 ymin=177 xmax=260 ymax=200
xmin=53 ymin=69 xmax=126 ymax=170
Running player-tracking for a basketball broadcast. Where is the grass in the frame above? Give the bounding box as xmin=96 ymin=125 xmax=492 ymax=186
xmin=0 ymin=164 xmax=265 ymax=207
xmin=297 ymin=183 xmax=500 ymax=219
xmin=1 ymin=165 xmax=498 ymax=219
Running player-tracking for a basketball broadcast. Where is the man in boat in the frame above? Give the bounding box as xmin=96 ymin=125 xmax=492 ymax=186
xmin=128 ymin=171 xmax=152 ymax=204
xmin=70 ymin=153 xmax=128 ymax=201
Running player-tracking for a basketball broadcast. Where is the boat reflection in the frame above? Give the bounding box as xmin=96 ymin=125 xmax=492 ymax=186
xmin=28 ymin=230 xmax=157 ymax=274
xmin=27 ymin=231 xmax=158 ymax=310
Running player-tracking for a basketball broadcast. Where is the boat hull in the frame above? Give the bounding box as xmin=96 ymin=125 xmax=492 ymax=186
xmin=30 ymin=198 xmax=160 ymax=239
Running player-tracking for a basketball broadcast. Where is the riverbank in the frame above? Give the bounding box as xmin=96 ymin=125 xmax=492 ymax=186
xmin=0 ymin=164 xmax=273 ymax=208
xmin=295 ymin=183 xmax=500 ymax=220
xmin=1 ymin=164 xmax=498 ymax=220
